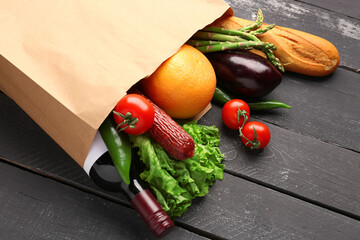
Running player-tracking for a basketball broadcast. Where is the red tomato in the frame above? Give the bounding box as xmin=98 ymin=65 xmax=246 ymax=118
xmin=240 ymin=121 xmax=270 ymax=149
xmin=222 ymin=99 xmax=250 ymax=130
xmin=113 ymin=94 xmax=154 ymax=135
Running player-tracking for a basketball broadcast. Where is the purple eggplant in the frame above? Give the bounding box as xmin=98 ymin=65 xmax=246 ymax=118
xmin=205 ymin=51 xmax=282 ymax=99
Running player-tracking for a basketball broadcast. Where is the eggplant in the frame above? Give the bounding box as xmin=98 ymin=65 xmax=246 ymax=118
xmin=205 ymin=51 xmax=282 ymax=99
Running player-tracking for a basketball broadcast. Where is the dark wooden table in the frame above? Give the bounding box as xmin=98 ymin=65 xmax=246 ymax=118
xmin=1 ymin=0 xmax=360 ymax=239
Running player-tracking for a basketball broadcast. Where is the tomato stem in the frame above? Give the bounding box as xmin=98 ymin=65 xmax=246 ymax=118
xmin=237 ymin=107 xmax=248 ymax=129
xmin=113 ymin=111 xmax=139 ymax=132
xmin=239 ymin=123 xmax=261 ymax=149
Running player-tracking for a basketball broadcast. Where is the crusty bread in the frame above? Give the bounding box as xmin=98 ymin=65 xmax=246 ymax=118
xmin=209 ymin=16 xmax=340 ymax=76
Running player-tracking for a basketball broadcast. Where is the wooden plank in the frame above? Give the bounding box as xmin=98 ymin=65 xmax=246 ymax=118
xmin=225 ymin=0 xmax=360 ymax=71
xmin=0 ymin=161 xmax=209 ymax=240
xmin=299 ymin=0 xmax=360 ymax=19
xmin=180 ymin=172 xmax=360 ymax=239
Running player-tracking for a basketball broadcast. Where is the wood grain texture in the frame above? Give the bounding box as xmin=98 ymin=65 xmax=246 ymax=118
xmin=0 ymin=161 xmax=208 ymax=240
xmin=225 ymin=0 xmax=360 ymax=71
xmin=299 ymin=0 xmax=360 ymax=19
xmin=178 ymin=173 xmax=360 ymax=239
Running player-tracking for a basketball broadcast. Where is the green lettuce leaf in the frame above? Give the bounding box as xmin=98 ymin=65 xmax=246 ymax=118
xmin=130 ymin=122 xmax=224 ymax=218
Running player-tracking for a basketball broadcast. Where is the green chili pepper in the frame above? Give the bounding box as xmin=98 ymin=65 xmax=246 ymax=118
xmin=213 ymin=87 xmax=233 ymax=104
xmin=99 ymin=116 xmax=132 ymax=185
xmin=248 ymin=101 xmax=291 ymax=110
xmin=213 ymin=86 xmax=291 ymax=110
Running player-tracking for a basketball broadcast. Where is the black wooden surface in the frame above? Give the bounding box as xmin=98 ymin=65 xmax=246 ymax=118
xmin=1 ymin=0 xmax=360 ymax=239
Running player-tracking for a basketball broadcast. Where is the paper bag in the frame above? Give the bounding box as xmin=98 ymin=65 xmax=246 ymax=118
xmin=0 ymin=0 xmax=232 ymax=167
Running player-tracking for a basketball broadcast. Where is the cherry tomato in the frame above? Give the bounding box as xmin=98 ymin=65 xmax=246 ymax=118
xmin=113 ymin=94 xmax=154 ymax=135
xmin=240 ymin=121 xmax=270 ymax=149
xmin=222 ymin=99 xmax=250 ymax=130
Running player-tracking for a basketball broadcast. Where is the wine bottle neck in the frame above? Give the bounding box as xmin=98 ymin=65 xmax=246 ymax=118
xmin=121 ymin=178 xmax=145 ymax=198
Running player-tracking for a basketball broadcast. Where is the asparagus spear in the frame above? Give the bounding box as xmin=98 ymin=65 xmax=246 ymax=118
xmin=190 ymin=41 xmax=276 ymax=53
xmin=185 ymin=40 xmax=230 ymax=47
xmin=201 ymin=26 xmax=260 ymax=42
xmin=238 ymin=8 xmax=264 ymax=32
xmin=250 ymin=24 xmax=276 ymax=35
xmin=191 ymin=31 xmax=248 ymax=42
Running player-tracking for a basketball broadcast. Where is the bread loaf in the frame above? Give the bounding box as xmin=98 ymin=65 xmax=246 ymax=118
xmin=210 ymin=16 xmax=340 ymax=76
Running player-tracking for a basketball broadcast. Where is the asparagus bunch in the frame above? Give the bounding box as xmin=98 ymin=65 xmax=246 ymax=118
xmin=187 ymin=9 xmax=284 ymax=72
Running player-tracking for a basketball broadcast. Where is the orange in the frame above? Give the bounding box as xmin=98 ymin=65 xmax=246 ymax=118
xmin=141 ymin=44 xmax=216 ymax=119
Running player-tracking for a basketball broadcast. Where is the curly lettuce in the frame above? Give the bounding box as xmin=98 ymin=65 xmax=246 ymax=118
xmin=130 ymin=122 xmax=224 ymax=218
